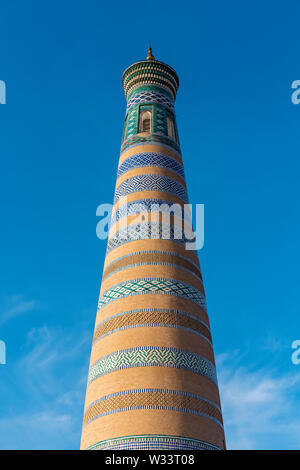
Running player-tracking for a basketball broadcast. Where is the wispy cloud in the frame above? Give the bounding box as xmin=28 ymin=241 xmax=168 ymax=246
xmin=0 ymin=295 xmax=38 ymax=326
xmin=0 ymin=408 xmax=76 ymax=450
xmin=217 ymin=351 xmax=300 ymax=449
xmin=0 ymin=313 xmax=91 ymax=449
xmin=18 ymin=324 xmax=90 ymax=397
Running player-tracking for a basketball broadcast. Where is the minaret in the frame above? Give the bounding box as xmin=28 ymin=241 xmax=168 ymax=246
xmin=80 ymin=48 xmax=225 ymax=450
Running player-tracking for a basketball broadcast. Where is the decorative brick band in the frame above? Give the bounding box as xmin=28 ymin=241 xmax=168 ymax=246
xmin=106 ymin=222 xmax=195 ymax=254
xmin=105 ymin=250 xmax=200 ymax=274
xmin=102 ymin=262 xmax=202 ymax=286
xmin=93 ymin=308 xmax=212 ymax=345
xmin=111 ymin=198 xmax=191 ymax=226
xmin=83 ymin=388 xmax=223 ymax=428
xmin=103 ymin=251 xmax=202 ymax=281
xmin=117 ymin=153 xmax=185 ymax=180
xmin=86 ymin=434 xmax=221 ymax=450
xmin=97 ymin=278 xmax=207 ymax=312
xmin=114 ymin=174 xmax=188 ymax=204
xmin=88 ymin=346 xmax=217 ymax=385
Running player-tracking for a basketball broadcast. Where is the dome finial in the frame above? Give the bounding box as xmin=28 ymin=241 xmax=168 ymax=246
xmin=146 ymin=43 xmax=155 ymax=61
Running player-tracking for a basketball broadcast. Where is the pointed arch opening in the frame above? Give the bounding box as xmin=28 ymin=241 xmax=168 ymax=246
xmin=167 ymin=116 xmax=176 ymax=142
xmin=139 ymin=110 xmax=152 ymax=134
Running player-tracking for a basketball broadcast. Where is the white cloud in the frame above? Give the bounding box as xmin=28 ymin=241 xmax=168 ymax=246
xmin=0 ymin=409 xmax=75 ymax=450
xmin=0 ymin=318 xmax=91 ymax=449
xmin=0 ymin=295 xmax=38 ymax=326
xmin=217 ymin=352 xmax=300 ymax=449
xmin=16 ymin=324 xmax=90 ymax=398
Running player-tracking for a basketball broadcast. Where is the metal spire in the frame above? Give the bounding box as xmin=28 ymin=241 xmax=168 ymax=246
xmin=146 ymin=44 xmax=155 ymax=61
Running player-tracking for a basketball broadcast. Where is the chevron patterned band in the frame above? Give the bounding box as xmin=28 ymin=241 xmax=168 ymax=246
xmin=126 ymin=89 xmax=175 ymax=112
xmin=106 ymin=222 xmax=195 ymax=253
xmin=88 ymin=346 xmax=217 ymax=385
xmin=97 ymin=278 xmax=206 ymax=311
xmin=114 ymin=174 xmax=188 ymax=203
xmin=111 ymin=198 xmax=191 ymax=226
xmin=117 ymin=153 xmax=184 ymax=180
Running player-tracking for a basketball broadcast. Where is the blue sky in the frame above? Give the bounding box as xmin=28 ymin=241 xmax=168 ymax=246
xmin=1 ymin=0 xmax=300 ymax=450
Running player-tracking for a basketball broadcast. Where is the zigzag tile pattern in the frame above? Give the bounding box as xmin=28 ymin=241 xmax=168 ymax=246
xmin=111 ymin=198 xmax=191 ymax=225
xmin=106 ymin=222 xmax=195 ymax=253
xmin=126 ymin=90 xmax=174 ymax=112
xmin=88 ymin=346 xmax=217 ymax=385
xmin=117 ymin=153 xmax=184 ymax=179
xmin=114 ymin=174 xmax=188 ymax=203
xmin=97 ymin=278 xmax=207 ymax=311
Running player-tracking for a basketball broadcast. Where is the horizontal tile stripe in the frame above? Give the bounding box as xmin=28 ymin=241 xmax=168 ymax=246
xmin=88 ymin=346 xmax=217 ymax=385
xmin=83 ymin=389 xmax=223 ymax=428
xmin=114 ymin=174 xmax=188 ymax=204
xmin=93 ymin=309 xmax=212 ymax=345
xmin=104 ymin=249 xmax=200 ymax=273
xmin=112 ymin=191 xmax=188 ymax=215
xmin=103 ymin=239 xmax=200 ymax=272
xmin=106 ymin=222 xmax=195 ymax=254
xmin=111 ymin=198 xmax=192 ymax=226
xmin=102 ymin=262 xmax=202 ymax=285
xmin=126 ymin=90 xmax=174 ymax=112
xmin=108 ymin=212 xmax=192 ymax=239
xmin=116 ymin=167 xmax=187 ymax=190
xmin=118 ymin=143 xmax=182 ymax=165
xmin=102 ymin=251 xmax=202 ymax=281
xmin=95 ymin=307 xmax=209 ymax=332
xmin=85 ymin=388 xmax=221 ymax=413
xmin=98 ymin=278 xmax=207 ymax=312
xmin=117 ymin=152 xmax=185 ymax=180
xmin=86 ymin=434 xmax=221 ymax=450
xmin=84 ymin=365 xmax=221 ymax=414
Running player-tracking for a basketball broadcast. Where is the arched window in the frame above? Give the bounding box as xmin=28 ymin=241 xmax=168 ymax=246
xmin=167 ymin=116 xmax=176 ymax=141
xmin=139 ymin=110 xmax=151 ymax=133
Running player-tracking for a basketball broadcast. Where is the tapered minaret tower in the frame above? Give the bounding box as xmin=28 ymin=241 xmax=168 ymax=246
xmin=81 ymin=47 xmax=225 ymax=450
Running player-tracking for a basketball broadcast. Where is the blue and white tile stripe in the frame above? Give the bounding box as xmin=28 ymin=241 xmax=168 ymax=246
xmin=111 ymin=198 xmax=192 ymax=226
xmin=114 ymin=174 xmax=188 ymax=203
xmin=126 ymin=90 xmax=174 ymax=112
xmin=88 ymin=346 xmax=217 ymax=385
xmin=117 ymin=153 xmax=185 ymax=180
xmin=106 ymin=222 xmax=195 ymax=253
xmin=87 ymin=435 xmax=221 ymax=450
xmin=98 ymin=277 xmax=206 ymax=311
